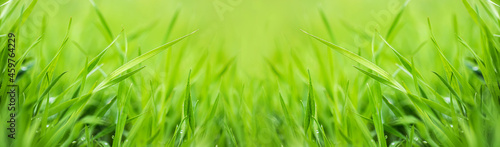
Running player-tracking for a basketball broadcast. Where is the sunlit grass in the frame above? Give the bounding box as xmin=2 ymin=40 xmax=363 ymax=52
xmin=1 ymin=0 xmax=500 ymax=146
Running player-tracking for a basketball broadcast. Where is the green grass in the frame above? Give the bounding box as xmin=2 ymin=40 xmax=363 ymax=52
xmin=1 ymin=0 xmax=500 ymax=146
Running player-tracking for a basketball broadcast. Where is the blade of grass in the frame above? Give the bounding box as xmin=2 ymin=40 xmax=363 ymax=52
xmin=93 ymin=30 xmax=197 ymax=92
xmin=302 ymin=30 xmax=405 ymax=92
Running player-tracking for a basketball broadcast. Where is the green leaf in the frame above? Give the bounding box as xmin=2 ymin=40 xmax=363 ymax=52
xmin=34 ymin=72 xmax=67 ymax=116
xmin=304 ymin=70 xmax=315 ymax=133
xmin=94 ymin=66 xmax=145 ymax=92
xmin=303 ymin=30 xmax=405 ymax=92
xmin=94 ymin=30 xmax=197 ymax=92
xmin=183 ymin=70 xmax=195 ymax=133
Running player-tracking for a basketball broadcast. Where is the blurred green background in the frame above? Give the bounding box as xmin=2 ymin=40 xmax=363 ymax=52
xmin=15 ymin=0 xmax=478 ymax=83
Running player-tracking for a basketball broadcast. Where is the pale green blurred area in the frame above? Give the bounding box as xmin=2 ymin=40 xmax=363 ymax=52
xmin=15 ymin=0 xmax=476 ymax=81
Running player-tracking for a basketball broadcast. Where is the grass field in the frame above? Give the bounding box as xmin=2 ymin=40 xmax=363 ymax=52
xmin=1 ymin=0 xmax=500 ymax=146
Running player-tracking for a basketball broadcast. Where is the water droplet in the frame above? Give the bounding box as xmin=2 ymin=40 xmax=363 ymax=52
xmin=443 ymin=97 xmax=451 ymax=103
xmin=49 ymin=97 xmax=56 ymax=104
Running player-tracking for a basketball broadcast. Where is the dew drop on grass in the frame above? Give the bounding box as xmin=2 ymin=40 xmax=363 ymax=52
xmin=444 ymin=97 xmax=450 ymax=103
xmin=72 ymin=141 xmax=76 ymax=144
xmin=49 ymin=97 xmax=55 ymax=104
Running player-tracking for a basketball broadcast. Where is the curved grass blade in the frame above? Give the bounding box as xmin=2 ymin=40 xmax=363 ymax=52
xmin=206 ymin=92 xmax=220 ymax=122
xmin=428 ymin=18 xmax=476 ymax=104
xmin=385 ymin=0 xmax=411 ymax=41
xmin=223 ymin=121 xmax=239 ymax=147
xmin=94 ymin=66 xmax=145 ymax=92
xmin=89 ymin=0 xmax=113 ymax=41
xmin=113 ymin=84 xmax=134 ymax=147
xmin=302 ymin=30 xmax=405 ymax=92
xmin=183 ymin=70 xmax=195 ymax=134
xmin=167 ymin=117 xmax=188 ymax=147
xmin=24 ymin=18 xmax=72 ymax=104
xmin=86 ymin=30 xmax=123 ymax=72
xmin=354 ymin=66 xmax=405 ymax=92
xmin=379 ymin=34 xmax=413 ymax=73
xmin=33 ymin=72 xmax=67 ymax=116
xmin=319 ymin=8 xmax=335 ymax=42
xmin=94 ymin=30 xmax=197 ymax=92
xmin=304 ymin=70 xmax=315 ymax=133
